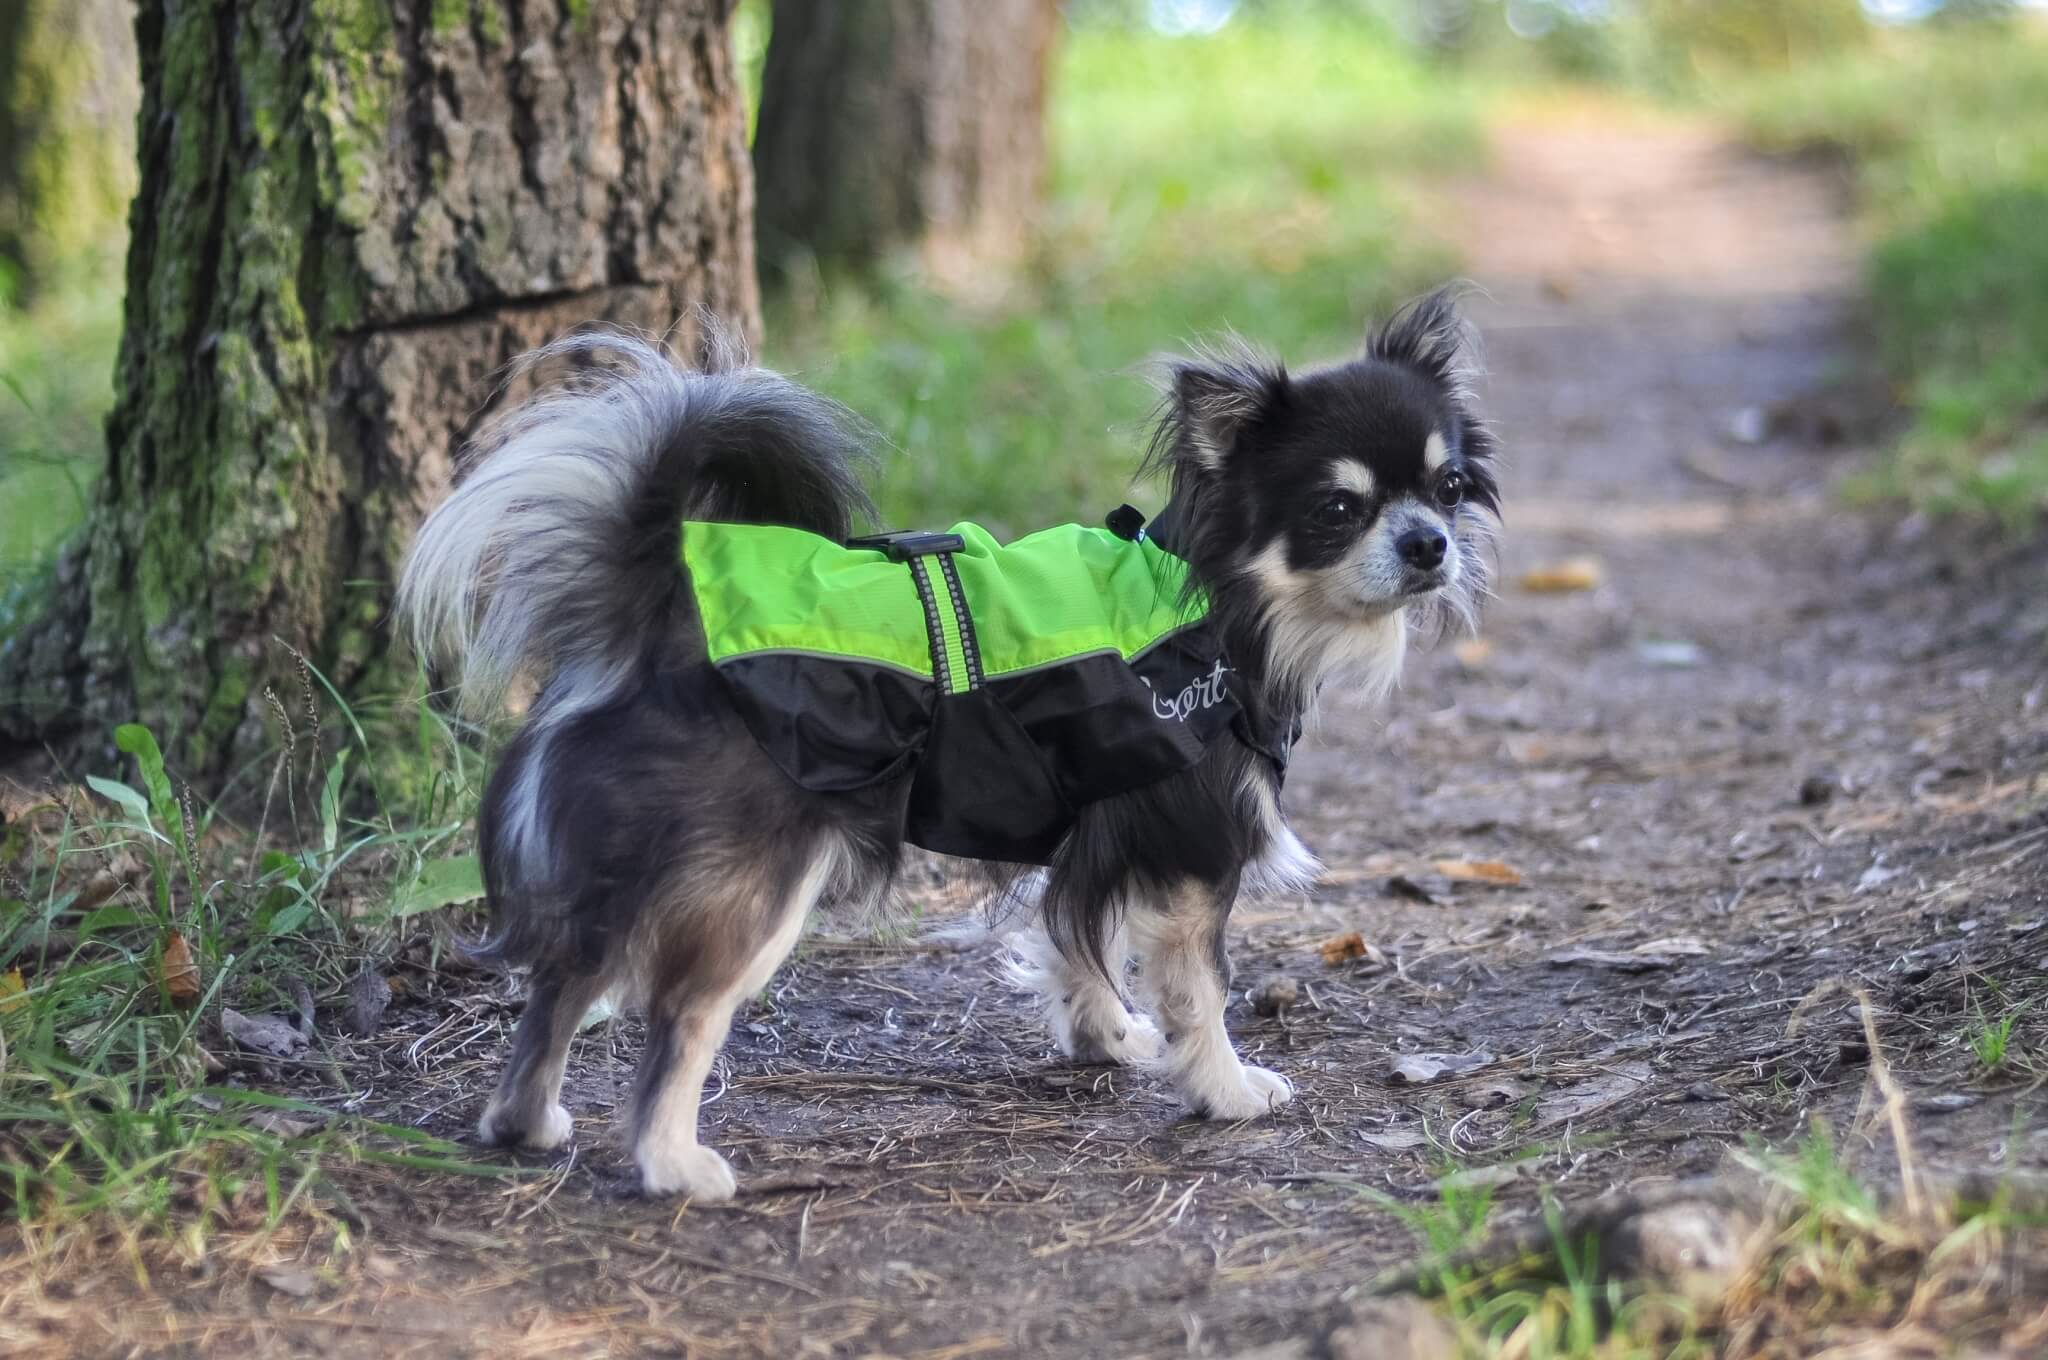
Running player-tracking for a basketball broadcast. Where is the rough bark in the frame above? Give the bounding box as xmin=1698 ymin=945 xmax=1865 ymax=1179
xmin=752 ymin=0 xmax=1058 ymax=277
xmin=0 ymin=0 xmax=759 ymax=779
xmin=0 ymin=0 xmax=140 ymax=296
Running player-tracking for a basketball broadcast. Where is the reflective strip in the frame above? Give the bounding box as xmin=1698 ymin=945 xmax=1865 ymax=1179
xmin=907 ymin=557 xmax=955 ymax=694
xmin=934 ymin=553 xmax=983 ymax=690
xmin=911 ymin=555 xmax=975 ymax=697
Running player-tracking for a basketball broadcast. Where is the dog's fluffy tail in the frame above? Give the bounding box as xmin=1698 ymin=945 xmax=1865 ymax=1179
xmin=398 ymin=327 xmax=874 ymax=721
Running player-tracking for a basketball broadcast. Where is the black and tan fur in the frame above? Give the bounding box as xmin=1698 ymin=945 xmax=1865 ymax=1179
xmin=398 ymin=291 xmax=1499 ymax=1199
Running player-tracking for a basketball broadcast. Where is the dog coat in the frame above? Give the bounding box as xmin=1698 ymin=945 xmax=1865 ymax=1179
xmin=683 ymin=518 xmax=1286 ymax=864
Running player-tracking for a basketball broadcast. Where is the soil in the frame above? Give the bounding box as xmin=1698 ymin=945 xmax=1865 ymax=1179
xmin=14 ymin=108 xmax=2048 ymax=1358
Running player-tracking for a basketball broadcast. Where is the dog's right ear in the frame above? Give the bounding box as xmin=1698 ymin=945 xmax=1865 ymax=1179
xmin=1165 ymin=343 xmax=1289 ymax=472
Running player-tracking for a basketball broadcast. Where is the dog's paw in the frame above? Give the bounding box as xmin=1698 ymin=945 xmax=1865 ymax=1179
xmin=1190 ymin=1063 xmax=1294 ymax=1121
xmin=638 ymin=1141 xmax=738 ymax=1202
xmin=478 ymin=1100 xmax=573 ymax=1150
xmin=1068 ymin=1011 xmax=1165 ymax=1066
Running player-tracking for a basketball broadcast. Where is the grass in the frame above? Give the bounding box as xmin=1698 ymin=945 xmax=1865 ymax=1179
xmin=748 ymin=13 xmax=1479 ymax=533
xmin=1731 ymin=21 xmax=2048 ymax=521
xmin=1392 ymin=1122 xmax=2048 ymax=1359
xmin=0 ymin=664 xmax=503 ymax=1268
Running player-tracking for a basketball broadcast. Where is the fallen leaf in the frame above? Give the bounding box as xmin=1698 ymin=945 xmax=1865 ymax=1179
xmin=1432 ymin=859 xmax=1524 ymax=887
xmin=221 ymin=1008 xmax=309 ymax=1058
xmin=1549 ymin=948 xmax=1686 ymax=974
xmin=1388 ymin=1050 xmax=1494 ymax=1085
xmin=160 ymin=932 xmax=201 ymax=1009
xmin=1634 ymin=936 xmax=1710 ymax=958
xmin=1385 ymin=874 xmax=1438 ymax=905
xmin=257 ymin=1266 xmax=318 ymax=1298
xmin=0 ymin=968 xmax=24 ymax=1016
xmin=1452 ymin=637 xmax=1493 ymax=668
xmin=1518 ymin=557 xmax=1602 ymax=593
xmin=1533 ymin=1061 xmax=1652 ymax=1128
xmin=247 ymin=1109 xmax=328 ymax=1138
xmin=1318 ymin=931 xmax=1366 ymax=965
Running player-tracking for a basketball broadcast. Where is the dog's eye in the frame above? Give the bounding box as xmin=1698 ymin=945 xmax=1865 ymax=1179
xmin=1314 ymin=493 xmax=1359 ymax=526
xmin=1435 ymin=471 xmax=1466 ymax=509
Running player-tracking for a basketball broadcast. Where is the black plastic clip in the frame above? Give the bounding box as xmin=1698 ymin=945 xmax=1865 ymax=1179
xmin=1104 ymin=504 xmax=1148 ymax=542
xmin=846 ymin=530 xmax=967 ymax=562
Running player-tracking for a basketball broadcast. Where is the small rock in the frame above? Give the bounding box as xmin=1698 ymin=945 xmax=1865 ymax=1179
xmin=1325 ymin=1296 xmax=1461 ymax=1360
xmin=1609 ymin=1200 xmax=1761 ymax=1307
xmin=1636 ymin=639 xmax=1704 ymax=668
xmin=1915 ymin=1092 xmax=1981 ymax=1115
xmin=1682 ymin=1082 xmax=1728 ymax=1103
xmin=1798 ymin=773 xmax=1837 ymax=806
xmin=345 ymin=966 xmax=392 ymax=1038
xmin=1248 ymin=976 xmax=1300 ymax=1018
xmin=1727 ymin=406 xmax=1769 ymax=445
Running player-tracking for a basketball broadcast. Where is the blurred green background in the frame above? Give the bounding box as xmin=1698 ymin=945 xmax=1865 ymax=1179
xmin=2 ymin=0 xmax=2046 ymax=572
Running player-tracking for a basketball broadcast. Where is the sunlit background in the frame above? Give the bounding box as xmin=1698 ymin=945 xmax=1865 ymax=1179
xmin=3 ymin=0 xmax=2044 ymax=569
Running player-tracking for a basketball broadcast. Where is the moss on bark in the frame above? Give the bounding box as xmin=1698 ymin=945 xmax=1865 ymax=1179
xmin=1 ymin=0 xmax=760 ymax=782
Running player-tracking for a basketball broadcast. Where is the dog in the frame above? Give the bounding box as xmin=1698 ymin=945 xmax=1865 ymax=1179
xmin=398 ymin=290 xmax=1498 ymax=1200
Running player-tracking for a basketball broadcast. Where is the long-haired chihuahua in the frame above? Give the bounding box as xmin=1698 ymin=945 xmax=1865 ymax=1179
xmin=399 ymin=289 xmax=1498 ymax=1199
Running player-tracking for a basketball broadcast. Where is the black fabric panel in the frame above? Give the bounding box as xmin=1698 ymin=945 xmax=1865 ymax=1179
xmin=905 ymin=690 xmax=1073 ymax=864
xmin=714 ymin=654 xmax=934 ymax=793
xmin=988 ymin=626 xmax=1239 ymax=813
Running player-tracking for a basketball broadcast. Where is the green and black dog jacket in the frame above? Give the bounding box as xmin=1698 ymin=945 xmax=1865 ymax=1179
xmin=683 ymin=519 xmax=1272 ymax=864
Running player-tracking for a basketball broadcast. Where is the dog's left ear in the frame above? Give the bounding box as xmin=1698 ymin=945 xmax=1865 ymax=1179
xmin=1166 ymin=344 xmax=1289 ymax=472
xmin=1367 ymin=286 xmax=1480 ymax=399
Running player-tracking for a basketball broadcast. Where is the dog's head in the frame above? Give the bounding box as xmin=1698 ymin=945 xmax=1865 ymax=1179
xmin=1147 ymin=288 xmax=1499 ymax=705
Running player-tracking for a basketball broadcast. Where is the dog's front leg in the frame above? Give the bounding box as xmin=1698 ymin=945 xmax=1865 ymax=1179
xmin=1130 ymin=879 xmax=1292 ymax=1120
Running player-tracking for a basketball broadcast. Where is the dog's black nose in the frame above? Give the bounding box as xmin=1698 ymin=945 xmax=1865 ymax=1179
xmin=1397 ymin=527 xmax=1447 ymax=571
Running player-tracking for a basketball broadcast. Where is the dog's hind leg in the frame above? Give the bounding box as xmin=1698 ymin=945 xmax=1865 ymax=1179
xmin=478 ymin=965 xmax=614 ymax=1149
xmin=630 ymin=844 xmax=839 ymax=1201
xmin=1011 ymin=909 xmax=1161 ymax=1066
xmin=1130 ymin=879 xmax=1292 ymax=1120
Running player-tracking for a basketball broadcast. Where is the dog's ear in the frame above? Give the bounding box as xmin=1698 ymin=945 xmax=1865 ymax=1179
xmin=1367 ymin=286 xmax=1480 ymax=399
xmin=1165 ymin=343 xmax=1288 ymax=472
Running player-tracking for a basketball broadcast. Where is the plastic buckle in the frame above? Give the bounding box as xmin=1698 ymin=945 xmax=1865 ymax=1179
xmin=846 ymin=530 xmax=967 ymax=562
xmin=1104 ymin=504 xmax=1148 ymax=542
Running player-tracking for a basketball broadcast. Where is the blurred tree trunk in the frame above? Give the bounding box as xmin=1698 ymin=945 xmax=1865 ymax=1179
xmin=0 ymin=0 xmax=759 ymax=780
xmin=0 ymin=0 xmax=139 ymax=298
xmin=753 ymin=0 xmax=1059 ymax=278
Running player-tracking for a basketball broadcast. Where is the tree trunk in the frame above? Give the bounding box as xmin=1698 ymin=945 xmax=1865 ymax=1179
xmin=0 ymin=0 xmax=759 ymax=780
xmin=752 ymin=0 xmax=1058 ymax=278
xmin=0 ymin=0 xmax=140 ymax=298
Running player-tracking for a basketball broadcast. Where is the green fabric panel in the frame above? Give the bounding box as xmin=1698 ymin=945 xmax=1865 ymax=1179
xmin=681 ymin=520 xmax=1203 ymax=679
xmin=945 ymin=522 xmax=1198 ymax=677
xmin=682 ymin=521 xmax=934 ymax=677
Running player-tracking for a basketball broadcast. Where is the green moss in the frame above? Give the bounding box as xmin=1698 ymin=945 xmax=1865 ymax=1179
xmin=474 ymin=1 xmax=507 ymax=47
xmin=430 ymin=0 xmax=467 ymax=38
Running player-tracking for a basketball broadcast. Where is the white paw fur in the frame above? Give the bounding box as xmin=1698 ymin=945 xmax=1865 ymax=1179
xmin=1187 ymin=1061 xmax=1294 ymax=1121
xmin=478 ymin=1099 xmax=573 ymax=1150
xmin=638 ymin=1141 xmax=738 ymax=1202
xmin=1066 ymin=1009 xmax=1165 ymax=1066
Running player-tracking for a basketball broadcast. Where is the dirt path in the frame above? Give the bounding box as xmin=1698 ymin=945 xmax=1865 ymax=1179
xmin=30 ymin=110 xmax=2048 ymax=1359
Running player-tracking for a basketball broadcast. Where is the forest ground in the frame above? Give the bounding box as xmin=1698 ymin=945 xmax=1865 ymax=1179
xmin=10 ymin=103 xmax=2048 ymax=1360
